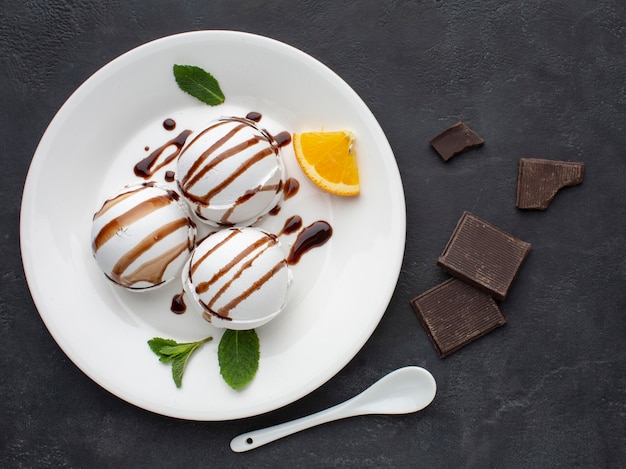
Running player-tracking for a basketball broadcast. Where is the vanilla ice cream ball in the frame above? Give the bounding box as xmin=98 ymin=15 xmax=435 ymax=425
xmin=182 ymin=227 xmax=292 ymax=329
xmin=176 ymin=116 xmax=285 ymax=227
xmin=91 ymin=183 xmax=196 ymax=290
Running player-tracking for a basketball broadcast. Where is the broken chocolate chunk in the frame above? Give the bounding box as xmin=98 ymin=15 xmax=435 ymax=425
xmin=437 ymin=212 xmax=531 ymax=300
xmin=429 ymin=121 xmax=484 ymax=161
xmin=516 ymin=158 xmax=584 ymax=210
xmin=411 ymin=278 xmax=506 ymax=358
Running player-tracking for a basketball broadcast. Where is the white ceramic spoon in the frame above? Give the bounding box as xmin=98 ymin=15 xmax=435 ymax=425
xmin=230 ymin=366 xmax=437 ymax=452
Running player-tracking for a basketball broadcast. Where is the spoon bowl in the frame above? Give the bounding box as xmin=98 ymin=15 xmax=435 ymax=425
xmin=230 ymin=366 xmax=436 ymax=452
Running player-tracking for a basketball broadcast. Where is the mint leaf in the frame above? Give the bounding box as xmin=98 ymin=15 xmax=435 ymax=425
xmin=148 ymin=336 xmax=212 ymax=388
xmin=218 ymin=329 xmax=260 ymax=390
xmin=173 ymin=64 xmax=225 ymax=106
xmin=148 ymin=337 xmax=178 ymax=361
xmin=171 ymin=354 xmax=190 ymax=388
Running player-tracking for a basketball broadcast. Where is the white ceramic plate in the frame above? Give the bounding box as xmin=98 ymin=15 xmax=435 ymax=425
xmin=20 ymin=31 xmax=405 ymax=420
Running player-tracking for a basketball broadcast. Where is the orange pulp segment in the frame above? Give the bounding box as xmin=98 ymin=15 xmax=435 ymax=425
xmin=292 ymin=131 xmax=360 ymax=196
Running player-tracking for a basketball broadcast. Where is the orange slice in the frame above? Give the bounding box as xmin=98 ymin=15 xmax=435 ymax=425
xmin=292 ymin=131 xmax=360 ymax=196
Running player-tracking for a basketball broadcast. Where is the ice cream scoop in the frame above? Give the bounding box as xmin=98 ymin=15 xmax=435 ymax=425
xmin=176 ymin=116 xmax=286 ymax=227
xmin=91 ymin=183 xmax=196 ymax=290
xmin=182 ymin=227 xmax=292 ymax=329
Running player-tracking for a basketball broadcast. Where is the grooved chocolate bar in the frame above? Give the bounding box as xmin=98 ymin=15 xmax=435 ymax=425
xmin=437 ymin=212 xmax=531 ymax=300
xmin=516 ymin=158 xmax=584 ymax=210
xmin=411 ymin=278 xmax=506 ymax=358
xmin=429 ymin=121 xmax=484 ymax=161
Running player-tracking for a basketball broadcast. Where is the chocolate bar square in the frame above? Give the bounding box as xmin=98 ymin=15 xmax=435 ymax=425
xmin=411 ymin=278 xmax=506 ymax=358
xmin=437 ymin=212 xmax=531 ymax=300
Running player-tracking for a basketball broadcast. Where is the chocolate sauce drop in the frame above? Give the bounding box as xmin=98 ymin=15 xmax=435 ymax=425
xmin=165 ymin=170 xmax=176 ymax=182
xmin=269 ymin=205 xmax=281 ymax=216
xmin=280 ymin=215 xmax=303 ymax=235
xmin=144 ymin=146 xmax=150 ymax=151
xmin=246 ymin=111 xmax=262 ymax=122
xmin=273 ymin=131 xmax=292 ymax=148
xmin=283 ymin=177 xmax=300 ymax=200
xmin=287 ymin=220 xmax=333 ymax=265
xmin=163 ymin=118 xmax=176 ymax=131
xmin=134 ymin=129 xmax=192 ymax=179
xmin=171 ymin=292 xmax=186 ymax=314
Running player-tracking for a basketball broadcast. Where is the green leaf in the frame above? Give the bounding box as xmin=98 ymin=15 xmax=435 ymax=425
xmin=171 ymin=353 xmax=191 ymax=388
xmin=218 ymin=329 xmax=260 ymax=390
xmin=159 ymin=344 xmax=196 ymax=357
xmin=147 ymin=336 xmax=212 ymax=388
xmin=173 ymin=64 xmax=225 ymax=106
xmin=148 ymin=337 xmax=177 ymax=354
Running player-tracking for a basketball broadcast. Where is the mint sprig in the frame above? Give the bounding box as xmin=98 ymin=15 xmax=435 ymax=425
xmin=148 ymin=336 xmax=212 ymax=388
xmin=173 ymin=64 xmax=225 ymax=106
xmin=218 ymin=329 xmax=260 ymax=390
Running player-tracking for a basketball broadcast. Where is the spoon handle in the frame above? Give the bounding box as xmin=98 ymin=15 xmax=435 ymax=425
xmin=230 ymin=398 xmax=356 ymax=452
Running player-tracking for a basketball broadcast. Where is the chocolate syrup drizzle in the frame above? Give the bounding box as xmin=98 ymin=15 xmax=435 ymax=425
xmin=283 ymin=177 xmax=300 ymax=200
xmin=163 ymin=118 xmax=176 ymax=131
xmin=189 ymin=228 xmax=287 ymax=319
xmin=170 ymin=292 xmax=186 ymax=314
xmin=93 ymin=184 xmax=194 ymax=288
xmin=134 ymin=128 xmax=191 ymax=179
xmin=268 ymin=205 xmax=281 ymax=216
xmin=117 ymin=112 xmax=333 ymax=313
xmin=176 ymin=113 xmax=294 ymax=225
xmin=178 ymin=122 xmax=274 ymax=201
xmin=269 ymin=178 xmax=300 ymax=217
xmin=286 ymin=221 xmax=333 ymax=265
xmin=273 ymin=131 xmax=292 ymax=148
xmin=170 ymin=218 xmax=333 ymax=314
xmin=246 ymin=111 xmax=262 ymax=122
xmin=280 ymin=215 xmax=303 ymax=235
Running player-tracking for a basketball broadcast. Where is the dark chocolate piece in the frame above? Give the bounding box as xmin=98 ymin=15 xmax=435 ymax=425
xmin=429 ymin=121 xmax=484 ymax=161
xmin=437 ymin=212 xmax=531 ymax=300
xmin=411 ymin=278 xmax=506 ymax=358
xmin=516 ymin=158 xmax=584 ymax=210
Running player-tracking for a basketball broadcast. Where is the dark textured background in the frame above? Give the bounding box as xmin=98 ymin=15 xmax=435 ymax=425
xmin=2 ymin=1 xmax=625 ymax=467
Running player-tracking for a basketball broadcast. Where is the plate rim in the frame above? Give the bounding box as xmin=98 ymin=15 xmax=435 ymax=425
xmin=20 ymin=30 xmax=406 ymax=420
